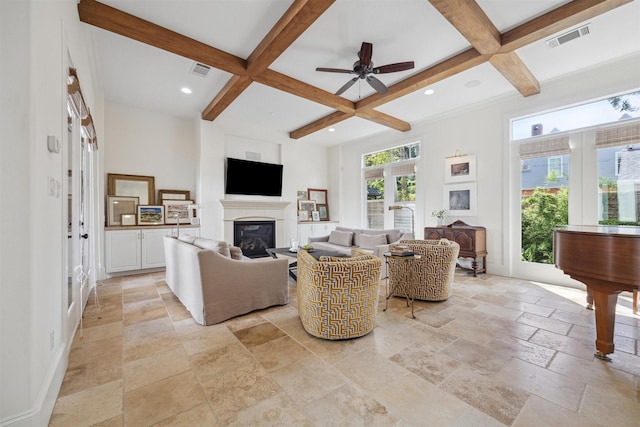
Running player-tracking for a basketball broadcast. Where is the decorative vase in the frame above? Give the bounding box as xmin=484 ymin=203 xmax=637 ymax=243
xmin=437 ymin=218 xmax=444 ymax=226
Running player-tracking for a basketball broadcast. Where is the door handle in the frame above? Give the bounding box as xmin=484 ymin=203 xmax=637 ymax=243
xmin=80 ymin=233 xmax=89 ymax=239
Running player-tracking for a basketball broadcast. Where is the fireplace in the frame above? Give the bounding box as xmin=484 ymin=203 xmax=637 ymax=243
xmin=234 ymin=220 xmax=275 ymax=258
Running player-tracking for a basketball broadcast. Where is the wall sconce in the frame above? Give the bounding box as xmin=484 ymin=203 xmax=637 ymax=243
xmin=388 ymin=205 xmax=415 ymax=238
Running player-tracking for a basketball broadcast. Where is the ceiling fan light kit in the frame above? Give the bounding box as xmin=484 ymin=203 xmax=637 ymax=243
xmin=316 ymin=42 xmax=415 ymax=96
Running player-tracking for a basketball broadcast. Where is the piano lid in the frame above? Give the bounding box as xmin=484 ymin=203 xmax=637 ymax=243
xmin=555 ymin=225 xmax=640 ymax=237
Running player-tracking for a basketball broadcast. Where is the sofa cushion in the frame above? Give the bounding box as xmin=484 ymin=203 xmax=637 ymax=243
xmin=328 ymin=230 xmax=354 ymax=247
xmin=192 ymin=238 xmax=231 ymax=258
xmin=359 ymin=233 xmax=388 ymax=249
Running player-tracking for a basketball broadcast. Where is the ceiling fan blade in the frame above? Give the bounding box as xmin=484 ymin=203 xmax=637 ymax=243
xmin=373 ymin=61 xmax=415 ymax=74
xmin=359 ymin=42 xmax=373 ymax=67
xmin=316 ymin=67 xmax=355 ymax=74
xmin=366 ymin=75 xmax=388 ymax=94
xmin=335 ymin=77 xmax=359 ymax=96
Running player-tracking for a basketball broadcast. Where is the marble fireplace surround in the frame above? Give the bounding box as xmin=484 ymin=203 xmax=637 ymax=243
xmin=220 ymin=199 xmax=291 ymax=249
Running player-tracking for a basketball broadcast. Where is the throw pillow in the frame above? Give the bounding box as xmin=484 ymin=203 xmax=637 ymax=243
xmin=229 ymin=246 xmax=244 ymax=260
xmin=193 ymin=238 xmax=231 ymax=258
xmin=328 ymin=230 xmax=354 ymax=247
xmin=358 ymin=233 xmax=388 ymax=249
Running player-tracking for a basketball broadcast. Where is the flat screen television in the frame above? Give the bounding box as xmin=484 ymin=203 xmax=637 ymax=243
xmin=225 ymin=157 xmax=283 ymax=197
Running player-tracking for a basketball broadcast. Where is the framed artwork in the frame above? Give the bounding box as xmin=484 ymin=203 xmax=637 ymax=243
xmin=298 ymin=210 xmax=310 ymax=222
xmin=444 ymin=154 xmax=476 ymax=183
xmin=107 ymin=195 xmax=139 ymax=227
xmin=107 ymin=173 xmax=155 ymax=205
xmin=312 ymin=211 xmax=320 ymax=221
xmin=317 ymin=204 xmax=329 ymax=221
xmin=297 ymin=190 xmax=307 ymax=200
xmin=137 ymin=205 xmax=164 ymax=225
xmin=120 ymin=214 xmax=136 ymax=226
xmin=158 ymin=189 xmax=190 ymax=204
xmin=307 ymin=188 xmax=327 ymax=204
xmin=163 ymin=200 xmax=193 ymax=224
xmin=444 ymin=183 xmax=477 ymax=216
xmin=298 ymin=200 xmax=317 ymax=212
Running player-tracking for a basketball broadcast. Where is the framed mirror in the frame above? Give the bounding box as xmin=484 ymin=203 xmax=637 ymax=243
xmin=107 ymin=173 xmax=155 ymax=205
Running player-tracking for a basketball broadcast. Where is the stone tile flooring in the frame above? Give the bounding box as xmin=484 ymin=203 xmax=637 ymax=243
xmin=49 ymin=271 xmax=640 ymax=426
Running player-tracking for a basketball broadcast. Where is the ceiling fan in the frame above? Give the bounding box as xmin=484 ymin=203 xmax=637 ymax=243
xmin=316 ymin=42 xmax=414 ymax=96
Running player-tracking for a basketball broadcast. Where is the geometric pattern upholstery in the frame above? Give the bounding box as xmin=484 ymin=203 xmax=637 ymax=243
xmin=297 ymin=248 xmax=382 ymax=340
xmin=388 ymin=239 xmax=460 ymax=302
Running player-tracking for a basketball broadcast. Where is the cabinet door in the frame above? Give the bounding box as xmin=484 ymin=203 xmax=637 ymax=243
xmin=105 ymin=230 xmax=141 ymax=273
xmin=141 ymin=229 xmax=168 ymax=269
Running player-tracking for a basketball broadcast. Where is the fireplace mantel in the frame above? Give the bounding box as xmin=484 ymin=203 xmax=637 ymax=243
xmin=220 ymin=199 xmax=291 ymax=247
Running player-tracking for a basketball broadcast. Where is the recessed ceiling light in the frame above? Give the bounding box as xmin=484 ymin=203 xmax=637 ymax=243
xmin=328 ymin=128 xmax=336 ymax=132
xmin=424 ymin=89 xmax=435 ymax=95
xmin=464 ymin=80 xmax=481 ymax=88
xmin=181 ymin=87 xmax=192 ymax=94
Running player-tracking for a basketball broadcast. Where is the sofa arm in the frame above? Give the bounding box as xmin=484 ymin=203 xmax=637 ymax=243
xmin=308 ymin=235 xmax=330 ymax=243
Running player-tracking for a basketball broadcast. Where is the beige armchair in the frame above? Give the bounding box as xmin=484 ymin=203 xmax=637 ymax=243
xmin=297 ymin=248 xmax=382 ymax=340
xmin=387 ymin=239 xmax=460 ymax=302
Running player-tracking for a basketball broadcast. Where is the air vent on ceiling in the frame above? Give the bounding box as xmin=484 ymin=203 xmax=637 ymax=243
xmin=190 ymin=62 xmax=211 ymax=77
xmin=546 ymin=24 xmax=590 ymax=48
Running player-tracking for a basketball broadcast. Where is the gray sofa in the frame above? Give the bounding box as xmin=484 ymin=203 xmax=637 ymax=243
xmin=163 ymin=236 xmax=289 ymax=325
xmin=308 ymin=226 xmax=412 ymax=276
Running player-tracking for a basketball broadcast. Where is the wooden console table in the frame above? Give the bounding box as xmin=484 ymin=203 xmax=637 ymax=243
xmin=424 ymin=220 xmax=487 ymax=276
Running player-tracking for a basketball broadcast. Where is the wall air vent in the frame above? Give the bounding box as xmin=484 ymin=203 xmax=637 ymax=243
xmin=190 ymin=62 xmax=211 ymax=77
xmin=546 ymin=24 xmax=590 ymax=48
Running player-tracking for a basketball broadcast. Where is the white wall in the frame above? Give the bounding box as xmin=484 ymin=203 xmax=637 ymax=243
xmin=331 ymin=52 xmax=640 ymax=283
xmin=1 ymin=0 xmax=101 ymax=425
xmin=104 ymin=102 xmax=198 ymax=199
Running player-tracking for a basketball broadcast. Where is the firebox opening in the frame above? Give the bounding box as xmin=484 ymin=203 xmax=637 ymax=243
xmin=233 ymin=220 xmax=275 ymax=258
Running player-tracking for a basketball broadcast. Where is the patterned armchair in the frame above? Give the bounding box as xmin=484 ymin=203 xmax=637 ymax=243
xmin=388 ymin=239 xmax=460 ymax=302
xmin=297 ymin=248 xmax=382 ymax=340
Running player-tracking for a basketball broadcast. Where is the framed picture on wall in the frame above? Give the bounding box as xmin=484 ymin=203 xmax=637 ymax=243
xmin=444 ymin=154 xmax=476 ymax=183
xmin=158 ymin=189 xmax=191 ymax=204
xmin=443 ymin=182 xmax=477 ymax=216
xmin=107 ymin=173 xmax=155 ymax=205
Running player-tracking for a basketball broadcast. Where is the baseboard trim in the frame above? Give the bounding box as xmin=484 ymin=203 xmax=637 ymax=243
xmin=0 ymin=343 xmax=67 ymax=427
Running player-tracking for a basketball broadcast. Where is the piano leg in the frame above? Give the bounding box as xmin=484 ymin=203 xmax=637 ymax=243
xmin=590 ymin=288 xmax=619 ymax=361
xmin=585 ymin=288 xmax=594 ymax=310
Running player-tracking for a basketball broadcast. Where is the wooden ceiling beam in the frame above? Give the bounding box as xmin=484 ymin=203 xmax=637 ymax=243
xmin=428 ymin=0 xmax=501 ymax=54
xmin=247 ymin=0 xmax=335 ymax=75
xmin=77 ymin=0 xmax=247 ymax=76
xmin=355 ymin=110 xmax=411 ymax=132
xmin=202 ymin=76 xmax=253 ymax=121
xmin=289 ymin=111 xmax=353 ymax=140
xmin=489 ymin=52 xmax=540 ymax=97
xmin=499 ymin=0 xmax=633 ymax=52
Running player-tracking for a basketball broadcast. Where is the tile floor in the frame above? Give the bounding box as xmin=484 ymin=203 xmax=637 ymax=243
xmin=49 ymin=271 xmax=640 ymax=426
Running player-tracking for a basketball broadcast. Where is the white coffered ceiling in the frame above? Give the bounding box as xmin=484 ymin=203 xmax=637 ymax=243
xmin=81 ymin=0 xmax=640 ymax=146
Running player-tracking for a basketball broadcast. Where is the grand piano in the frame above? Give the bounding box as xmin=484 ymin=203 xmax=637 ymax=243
xmin=554 ymin=225 xmax=640 ymax=361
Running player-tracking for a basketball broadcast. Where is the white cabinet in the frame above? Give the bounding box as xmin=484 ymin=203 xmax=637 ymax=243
xmin=105 ymin=226 xmax=200 ymax=274
xmin=297 ymin=221 xmax=338 ymax=245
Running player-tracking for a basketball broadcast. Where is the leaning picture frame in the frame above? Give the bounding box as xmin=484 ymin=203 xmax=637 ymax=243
xmin=317 ymin=204 xmax=329 ymax=221
xmin=307 ymin=188 xmax=327 ymax=205
xmin=120 ymin=214 xmax=136 ymax=226
xmin=444 ymin=182 xmax=477 ymax=216
xmin=158 ymin=189 xmax=191 ymax=204
xmin=107 ymin=195 xmax=139 ymax=227
xmin=312 ymin=211 xmax=320 ymax=221
xmin=107 ymin=173 xmax=155 ymax=205
xmin=298 ymin=200 xmax=317 ymax=212
xmin=137 ymin=205 xmax=164 ymax=225
xmin=444 ymin=154 xmax=476 ymax=183
xmin=163 ymin=200 xmax=193 ymax=224
xmin=298 ymin=210 xmax=310 ymax=222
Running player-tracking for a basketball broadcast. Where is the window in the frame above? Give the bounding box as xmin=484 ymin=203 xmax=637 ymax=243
xmin=547 ymin=156 xmax=562 ymax=177
xmin=363 ymin=142 xmax=419 ymax=231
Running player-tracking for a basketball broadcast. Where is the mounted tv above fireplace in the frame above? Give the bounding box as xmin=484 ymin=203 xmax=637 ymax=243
xmin=225 ymin=157 xmax=283 ymax=197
